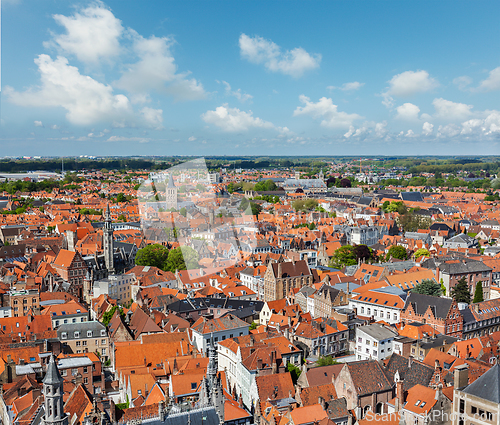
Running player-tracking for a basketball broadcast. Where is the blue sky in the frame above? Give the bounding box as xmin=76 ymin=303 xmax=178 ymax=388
xmin=1 ymin=0 xmax=500 ymax=157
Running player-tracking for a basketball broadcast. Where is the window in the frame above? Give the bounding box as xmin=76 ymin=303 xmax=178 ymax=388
xmin=101 ymin=348 xmax=106 ymax=355
xmin=61 ymin=333 xmax=67 ymax=339
xmin=459 ymin=399 xmax=464 ymax=414
xmin=82 ymin=341 xmax=87 ymax=346
xmin=84 ymin=377 xmax=88 ymax=384
xmin=101 ymin=330 xmax=106 ymax=336
xmin=83 ymin=367 xmax=88 ymax=373
xmin=74 ymin=331 xmax=80 ymax=338
xmin=76 ymin=341 xmax=81 ymax=347
xmin=101 ymin=339 xmax=106 ymax=345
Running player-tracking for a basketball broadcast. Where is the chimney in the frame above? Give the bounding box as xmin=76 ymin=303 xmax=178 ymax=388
xmin=454 ymin=364 xmax=469 ymax=389
xmin=271 ymin=351 xmax=277 ymax=374
xmin=277 ymin=262 xmax=283 ymax=279
xmin=257 ymin=358 xmax=263 ymax=369
xmin=396 ymin=380 xmax=404 ymax=411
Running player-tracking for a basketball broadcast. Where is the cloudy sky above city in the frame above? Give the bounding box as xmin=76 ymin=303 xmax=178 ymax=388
xmin=1 ymin=0 xmax=500 ymax=157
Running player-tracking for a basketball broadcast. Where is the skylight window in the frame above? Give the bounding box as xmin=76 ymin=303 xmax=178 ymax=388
xmin=384 ymin=301 xmax=388 ymax=305
xmin=415 ymin=400 xmax=421 ymax=406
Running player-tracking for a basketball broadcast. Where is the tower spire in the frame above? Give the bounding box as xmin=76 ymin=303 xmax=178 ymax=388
xmin=103 ymin=203 xmax=115 ymax=275
xmin=42 ymin=355 xmax=68 ymax=425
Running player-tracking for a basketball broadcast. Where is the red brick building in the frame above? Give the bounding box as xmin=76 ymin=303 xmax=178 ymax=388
xmin=400 ymin=293 xmax=463 ymax=338
xmin=51 ymin=249 xmax=88 ymax=300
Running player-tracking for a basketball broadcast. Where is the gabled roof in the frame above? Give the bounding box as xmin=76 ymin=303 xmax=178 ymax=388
xmin=344 ymin=360 xmax=393 ymax=395
xmin=404 ymin=293 xmax=453 ymax=319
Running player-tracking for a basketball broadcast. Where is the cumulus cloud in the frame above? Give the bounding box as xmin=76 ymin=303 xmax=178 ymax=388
xmin=34 ymin=121 xmax=43 ymax=127
xmin=477 ymin=67 xmax=500 ymax=92
xmin=51 ymin=124 xmax=60 ymax=130
xmin=201 ymin=104 xmax=275 ymax=132
xmin=5 ymin=55 xmax=134 ymax=127
xmin=344 ymin=121 xmax=387 ymax=139
xmin=44 ymin=1 xmax=123 ymax=64
xmin=115 ymin=32 xmax=206 ymax=102
xmin=239 ymin=34 xmax=321 ymax=78
xmin=188 ymin=136 xmax=197 ymax=142
xmin=395 ymin=103 xmax=421 ymax=121
xmin=328 ymin=81 xmax=364 ymax=91
xmin=5 ymin=55 xmax=161 ymax=128
xmin=437 ymin=124 xmax=461 ymax=138
xmin=293 ymin=95 xmax=362 ymax=129
xmin=385 ymin=70 xmax=439 ymax=97
xmin=422 ymin=122 xmax=434 ymax=136
xmin=140 ymin=107 xmax=163 ymax=129
xmin=222 ymin=81 xmax=253 ymax=103
xmin=432 ymin=98 xmax=473 ymax=121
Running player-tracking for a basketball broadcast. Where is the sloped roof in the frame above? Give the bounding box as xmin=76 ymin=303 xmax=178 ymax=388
xmin=462 ymin=363 xmax=500 ymax=403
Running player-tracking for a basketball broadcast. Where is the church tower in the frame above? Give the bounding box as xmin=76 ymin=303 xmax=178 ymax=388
xmin=42 ymin=355 xmax=68 ymax=425
xmin=165 ymin=174 xmax=178 ymax=210
xmin=199 ymin=335 xmax=225 ymax=421
xmin=103 ymin=204 xmax=115 ymax=275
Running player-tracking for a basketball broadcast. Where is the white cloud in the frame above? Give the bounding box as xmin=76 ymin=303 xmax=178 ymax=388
xmin=478 ymin=67 xmax=500 ymax=92
xmin=105 ymin=136 xmax=150 ymax=143
xmin=432 ymin=98 xmax=473 ymax=121
xmin=395 ymin=103 xmax=421 ymax=121
xmin=51 ymin=124 xmax=60 ymax=130
xmin=201 ymin=104 xmax=275 ymax=132
xmin=114 ymin=31 xmax=206 ymax=102
xmin=188 ymin=136 xmax=197 ymax=142
xmin=328 ymin=81 xmax=364 ymax=91
xmin=293 ymin=95 xmax=362 ymax=129
xmin=5 ymin=54 xmax=134 ymax=127
xmin=406 ymin=129 xmax=416 ymax=137
xmin=422 ymin=122 xmax=434 ymax=136
xmin=34 ymin=121 xmax=43 ymax=127
xmin=222 ymin=81 xmax=253 ymax=102
xmin=140 ymin=107 xmax=163 ymax=129
xmin=453 ymin=76 xmax=472 ymax=91
xmin=437 ymin=124 xmax=461 ymax=138
xmin=385 ymin=70 xmax=439 ymax=97
xmin=344 ymin=121 xmax=387 ymax=139
xmin=45 ymin=1 xmax=123 ymax=65
xmin=88 ymin=132 xmax=104 ymax=138
xmin=461 ymin=111 xmax=500 ymax=136
xmin=239 ymin=34 xmax=321 ymax=78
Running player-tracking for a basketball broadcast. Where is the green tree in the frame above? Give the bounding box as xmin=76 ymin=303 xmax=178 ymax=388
xmin=473 ymin=281 xmax=484 ymax=303
xmin=287 ymin=363 xmax=301 ymax=385
xmin=102 ymin=305 xmax=124 ymax=326
xmin=308 ymin=222 xmax=316 ymax=230
xmin=164 ymin=246 xmax=199 ymax=272
xmin=387 ymin=245 xmax=407 ymax=260
xmin=135 ymin=244 xmax=170 ymax=270
xmin=440 ymin=278 xmax=446 ymax=296
xmin=316 ymin=356 xmax=340 ymax=366
xmin=116 ymin=193 xmax=126 ymax=203
xmin=179 ymin=207 xmax=187 ymax=217
xmin=329 ymin=245 xmax=357 ymax=268
xmin=451 ymin=277 xmax=471 ymax=304
xmin=413 ymin=248 xmax=430 ymax=259
xmin=411 ymin=279 xmax=442 ymax=297
xmin=249 ymin=321 xmax=258 ymax=331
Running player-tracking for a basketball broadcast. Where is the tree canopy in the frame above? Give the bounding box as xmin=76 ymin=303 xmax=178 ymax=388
xmin=387 ymin=245 xmax=407 ymax=261
xmin=329 ymin=244 xmax=375 ymax=269
xmin=473 ymin=281 xmax=484 ymax=303
xmin=451 ymin=277 xmax=471 ymax=304
xmin=411 ymin=279 xmax=442 ymax=297
xmin=135 ymin=244 xmax=170 ymax=270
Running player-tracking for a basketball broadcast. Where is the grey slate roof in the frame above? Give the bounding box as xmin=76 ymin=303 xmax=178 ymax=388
xmin=462 ymin=363 xmax=500 ymax=402
xmin=404 ymin=293 xmax=453 ymax=319
xmin=43 ymin=355 xmax=63 ymax=385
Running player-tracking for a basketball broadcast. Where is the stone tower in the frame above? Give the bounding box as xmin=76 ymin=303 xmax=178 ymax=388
xmin=103 ymin=204 xmax=115 ymax=275
xmin=165 ymin=174 xmax=178 ymax=211
xmin=42 ymin=355 xmax=68 ymax=425
xmin=199 ymin=335 xmax=225 ymax=421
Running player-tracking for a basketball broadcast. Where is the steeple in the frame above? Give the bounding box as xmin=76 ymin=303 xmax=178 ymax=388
xmin=42 ymin=355 xmax=68 ymax=425
xmin=165 ymin=174 xmax=178 ymax=211
xmin=206 ymin=334 xmax=218 ymax=392
xmin=103 ymin=204 xmax=115 ymax=275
